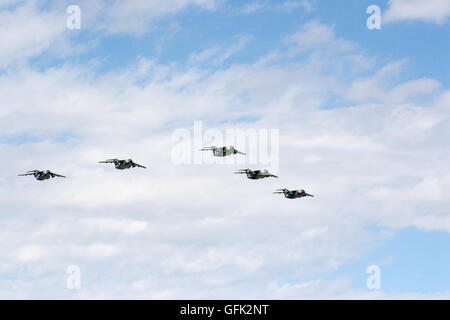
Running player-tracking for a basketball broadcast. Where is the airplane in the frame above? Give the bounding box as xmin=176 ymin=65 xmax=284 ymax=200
xmin=273 ymin=188 xmax=314 ymax=199
xmin=99 ymin=159 xmax=146 ymax=170
xmin=235 ymin=169 xmax=278 ymax=179
xmin=18 ymin=170 xmax=66 ymax=181
xmin=200 ymin=146 xmax=245 ymax=157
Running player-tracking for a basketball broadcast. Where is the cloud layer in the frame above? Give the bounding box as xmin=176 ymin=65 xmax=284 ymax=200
xmin=0 ymin=3 xmax=449 ymax=299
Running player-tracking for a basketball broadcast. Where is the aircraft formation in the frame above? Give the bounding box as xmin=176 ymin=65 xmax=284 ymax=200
xmin=19 ymin=146 xmax=314 ymax=199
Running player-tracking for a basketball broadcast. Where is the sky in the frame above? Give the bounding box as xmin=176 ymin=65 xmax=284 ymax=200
xmin=0 ymin=0 xmax=449 ymax=299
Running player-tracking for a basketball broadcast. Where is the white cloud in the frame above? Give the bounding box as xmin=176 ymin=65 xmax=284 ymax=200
xmin=16 ymin=245 xmax=47 ymax=262
xmin=286 ymin=20 xmax=355 ymax=54
xmin=384 ymin=0 xmax=450 ymax=24
xmin=82 ymin=218 xmax=148 ymax=235
xmin=277 ymin=0 xmax=314 ymax=13
xmin=346 ymin=60 xmax=442 ymax=104
xmin=188 ymin=47 xmax=221 ymax=65
xmin=81 ymin=0 xmax=219 ymax=34
xmin=241 ymin=0 xmax=314 ymax=14
xmin=84 ymin=244 xmax=120 ymax=259
xmin=188 ymin=35 xmax=251 ymax=66
xmin=0 ymin=2 xmax=67 ymax=68
xmin=241 ymin=1 xmax=269 ymax=14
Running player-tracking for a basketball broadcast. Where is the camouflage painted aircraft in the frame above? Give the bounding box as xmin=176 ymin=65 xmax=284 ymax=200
xmin=274 ymin=188 xmax=314 ymax=199
xmin=200 ymin=146 xmax=245 ymax=157
xmin=235 ymin=169 xmax=278 ymax=179
xmin=99 ymin=159 xmax=146 ymax=170
xmin=18 ymin=170 xmax=66 ymax=181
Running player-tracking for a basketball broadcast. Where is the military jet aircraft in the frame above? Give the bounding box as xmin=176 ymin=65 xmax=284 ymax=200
xmin=274 ymin=188 xmax=314 ymax=199
xmin=18 ymin=170 xmax=66 ymax=181
xmin=235 ymin=169 xmax=278 ymax=179
xmin=200 ymin=146 xmax=245 ymax=157
xmin=99 ymin=159 xmax=146 ymax=170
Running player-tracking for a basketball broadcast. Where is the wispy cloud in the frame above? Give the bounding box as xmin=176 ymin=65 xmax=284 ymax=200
xmin=241 ymin=1 xmax=269 ymax=14
xmin=188 ymin=35 xmax=252 ymax=65
xmin=240 ymin=0 xmax=314 ymax=15
xmin=277 ymin=0 xmax=315 ymax=13
xmin=0 ymin=1 xmax=67 ymax=68
xmin=81 ymin=0 xmax=219 ymax=34
xmin=285 ymin=20 xmax=356 ymax=54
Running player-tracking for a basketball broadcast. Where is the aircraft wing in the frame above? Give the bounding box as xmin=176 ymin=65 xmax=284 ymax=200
xmin=235 ymin=169 xmax=251 ymax=174
xmin=52 ymin=173 xmax=66 ymax=178
xmin=133 ymin=162 xmax=146 ymax=169
xmin=99 ymin=159 xmax=118 ymax=164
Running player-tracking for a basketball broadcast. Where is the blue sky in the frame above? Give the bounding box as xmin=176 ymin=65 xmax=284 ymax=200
xmin=335 ymin=228 xmax=450 ymax=294
xmin=40 ymin=0 xmax=450 ymax=85
xmin=0 ymin=0 xmax=449 ymax=299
